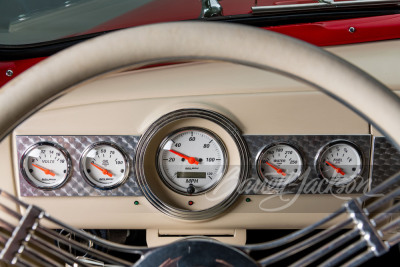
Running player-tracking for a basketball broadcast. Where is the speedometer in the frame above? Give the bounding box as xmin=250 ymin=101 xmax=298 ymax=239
xmin=157 ymin=128 xmax=227 ymax=195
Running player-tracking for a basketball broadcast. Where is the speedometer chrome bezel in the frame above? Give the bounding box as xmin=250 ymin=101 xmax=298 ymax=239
xmin=135 ymin=108 xmax=250 ymax=220
xmin=20 ymin=141 xmax=72 ymax=190
xmin=156 ymin=127 xmax=228 ymax=196
xmin=79 ymin=141 xmax=130 ymax=190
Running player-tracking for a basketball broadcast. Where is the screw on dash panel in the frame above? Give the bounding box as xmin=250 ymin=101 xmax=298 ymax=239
xmin=348 ymin=27 xmax=356 ymax=33
xmin=5 ymin=70 xmax=13 ymax=77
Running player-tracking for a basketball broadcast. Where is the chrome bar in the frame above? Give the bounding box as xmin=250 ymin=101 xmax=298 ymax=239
xmin=0 ymin=190 xmax=28 ymax=209
xmin=290 ymin=229 xmax=359 ymax=267
xmin=365 ymin=187 xmax=400 ymax=214
xmin=379 ymin=217 xmax=400 ymax=235
xmin=343 ymin=250 xmax=375 ymax=267
xmin=44 ymin=214 xmax=149 ymax=254
xmin=0 ymin=203 xmax=22 ymax=220
xmin=387 ymin=233 xmax=400 ymax=246
xmin=243 ymin=206 xmax=346 ymax=251
xmin=252 ymin=0 xmax=400 ymax=14
xmin=359 ymin=172 xmax=400 ymax=202
xmin=0 ymin=205 xmax=42 ymax=263
xmin=21 ymin=248 xmax=61 ymax=267
xmin=318 ymin=239 xmax=367 ymax=267
xmin=371 ymin=201 xmax=400 ymax=225
xmin=258 ymin=218 xmax=352 ymax=266
xmin=28 ymin=235 xmax=92 ymax=267
xmin=0 ymin=217 xmax=15 ymax=233
xmin=36 ymin=226 xmax=134 ymax=266
xmin=345 ymin=199 xmax=388 ymax=256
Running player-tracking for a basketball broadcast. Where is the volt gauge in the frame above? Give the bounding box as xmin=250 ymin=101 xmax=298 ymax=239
xmin=20 ymin=142 xmax=72 ymax=189
xmin=80 ymin=142 xmax=130 ymax=189
xmin=316 ymin=141 xmax=363 ymax=186
xmin=157 ymin=128 xmax=227 ymax=195
xmin=257 ymin=143 xmax=303 ymax=187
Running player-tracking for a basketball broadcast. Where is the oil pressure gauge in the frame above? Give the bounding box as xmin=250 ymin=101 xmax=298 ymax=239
xmin=257 ymin=143 xmax=303 ymax=187
xmin=80 ymin=142 xmax=130 ymax=189
xmin=157 ymin=127 xmax=227 ymax=195
xmin=316 ymin=141 xmax=363 ymax=186
xmin=20 ymin=142 xmax=72 ymax=189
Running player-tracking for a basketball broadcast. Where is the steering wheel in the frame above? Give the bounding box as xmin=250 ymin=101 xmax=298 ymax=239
xmin=1 ymin=22 xmax=400 ymax=266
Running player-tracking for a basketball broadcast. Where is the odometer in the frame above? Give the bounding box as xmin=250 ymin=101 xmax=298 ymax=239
xmin=157 ymin=128 xmax=227 ymax=195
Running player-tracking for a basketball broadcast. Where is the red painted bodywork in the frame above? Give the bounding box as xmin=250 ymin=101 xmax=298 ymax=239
xmin=0 ymin=58 xmax=46 ymax=87
xmin=1 ymin=1 xmax=400 ymax=88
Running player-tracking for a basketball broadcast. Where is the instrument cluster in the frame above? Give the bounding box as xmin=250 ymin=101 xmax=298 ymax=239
xmin=16 ymin=108 xmax=374 ymax=219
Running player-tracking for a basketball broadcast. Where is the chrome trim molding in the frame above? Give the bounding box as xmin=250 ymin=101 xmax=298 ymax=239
xmin=135 ymin=108 xmax=250 ymax=220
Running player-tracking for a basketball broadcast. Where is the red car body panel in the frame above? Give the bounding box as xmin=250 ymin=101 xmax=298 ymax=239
xmin=1 ymin=0 xmax=399 ymax=87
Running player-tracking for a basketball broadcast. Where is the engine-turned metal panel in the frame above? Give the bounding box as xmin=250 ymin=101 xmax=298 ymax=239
xmin=16 ymin=136 xmax=143 ymax=197
xmin=371 ymin=137 xmax=400 ymax=189
xmin=243 ymin=135 xmax=372 ymax=195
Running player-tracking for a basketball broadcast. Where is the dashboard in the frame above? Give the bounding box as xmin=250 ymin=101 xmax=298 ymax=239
xmin=2 ymin=38 xmax=400 ymax=246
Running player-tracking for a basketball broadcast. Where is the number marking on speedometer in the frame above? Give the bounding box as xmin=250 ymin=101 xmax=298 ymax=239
xmin=157 ymin=128 xmax=227 ymax=195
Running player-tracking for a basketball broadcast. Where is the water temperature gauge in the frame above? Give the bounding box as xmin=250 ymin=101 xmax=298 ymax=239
xmin=20 ymin=142 xmax=72 ymax=189
xmin=257 ymin=143 xmax=304 ymax=187
xmin=316 ymin=141 xmax=363 ymax=186
xmin=80 ymin=142 xmax=130 ymax=189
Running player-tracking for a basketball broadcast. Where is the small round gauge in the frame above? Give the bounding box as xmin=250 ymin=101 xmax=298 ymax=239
xmin=20 ymin=142 xmax=72 ymax=189
xmin=80 ymin=142 xmax=130 ymax=189
xmin=316 ymin=141 xmax=363 ymax=186
xmin=157 ymin=128 xmax=227 ymax=195
xmin=257 ymin=143 xmax=303 ymax=187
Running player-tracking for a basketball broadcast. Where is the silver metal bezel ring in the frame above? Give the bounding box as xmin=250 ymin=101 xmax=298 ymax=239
xmin=256 ymin=142 xmax=306 ymax=189
xmin=314 ymin=139 xmax=364 ymax=187
xmin=20 ymin=141 xmax=72 ymax=190
xmin=135 ymin=108 xmax=250 ymax=220
xmin=79 ymin=141 xmax=131 ymax=190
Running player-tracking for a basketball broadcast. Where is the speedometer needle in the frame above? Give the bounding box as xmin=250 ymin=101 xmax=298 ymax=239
xmin=265 ymin=162 xmax=286 ymax=176
xmin=325 ymin=161 xmax=345 ymax=175
xmin=91 ymin=162 xmax=113 ymax=177
xmin=169 ymin=150 xmax=199 ymax=165
xmin=32 ymin=164 xmax=55 ymax=176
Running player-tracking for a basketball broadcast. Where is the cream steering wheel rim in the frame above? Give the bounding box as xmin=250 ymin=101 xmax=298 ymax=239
xmin=1 ymin=22 xmax=399 ymax=147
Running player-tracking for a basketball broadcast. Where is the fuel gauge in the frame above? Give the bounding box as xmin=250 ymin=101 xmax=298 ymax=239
xmin=316 ymin=141 xmax=363 ymax=186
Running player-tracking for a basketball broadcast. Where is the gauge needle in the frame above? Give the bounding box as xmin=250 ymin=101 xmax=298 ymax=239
xmin=90 ymin=162 xmax=113 ymax=177
xmin=265 ymin=162 xmax=286 ymax=176
xmin=169 ymin=149 xmax=199 ymax=165
xmin=325 ymin=161 xmax=345 ymax=175
xmin=32 ymin=164 xmax=55 ymax=176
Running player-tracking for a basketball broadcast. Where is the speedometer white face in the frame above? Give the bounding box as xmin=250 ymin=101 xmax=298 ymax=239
xmin=80 ymin=142 xmax=130 ymax=189
xmin=157 ymin=128 xmax=227 ymax=195
xmin=317 ymin=141 xmax=363 ymax=186
xmin=21 ymin=142 xmax=71 ymax=189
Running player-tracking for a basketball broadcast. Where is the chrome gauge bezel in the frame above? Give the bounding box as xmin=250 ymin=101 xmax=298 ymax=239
xmin=256 ymin=143 xmax=305 ymax=188
xmin=135 ymin=108 xmax=250 ymax=220
xmin=156 ymin=127 xmax=228 ymax=196
xmin=315 ymin=140 xmax=364 ymax=186
xmin=79 ymin=141 xmax=130 ymax=190
xmin=20 ymin=141 xmax=72 ymax=190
